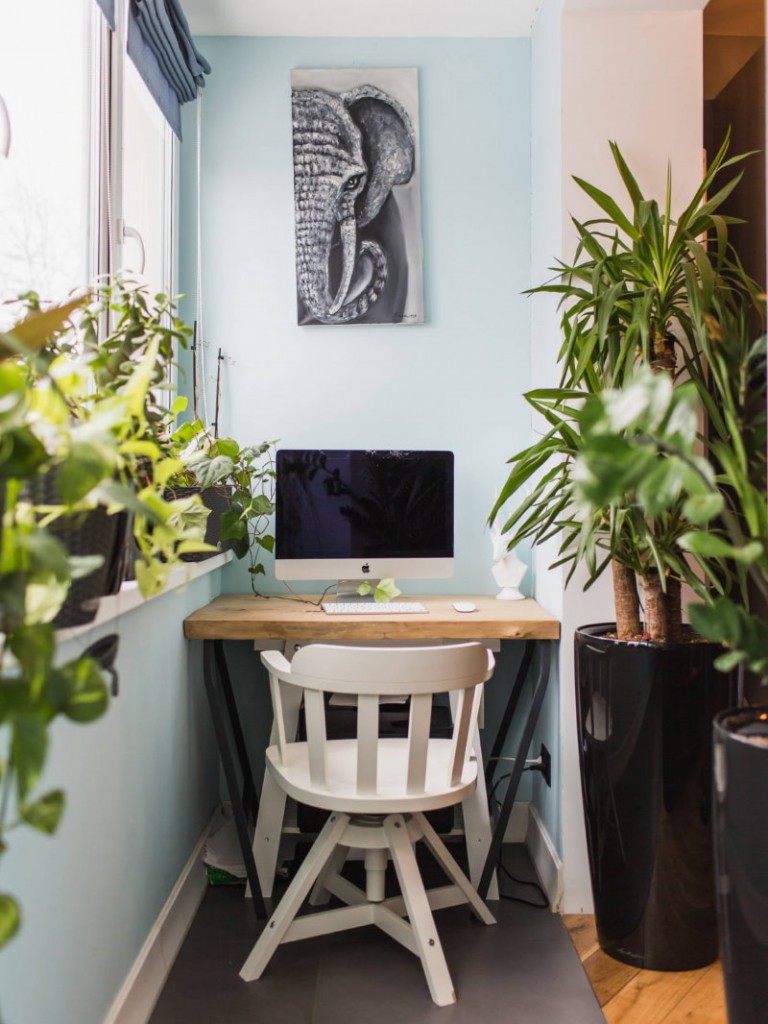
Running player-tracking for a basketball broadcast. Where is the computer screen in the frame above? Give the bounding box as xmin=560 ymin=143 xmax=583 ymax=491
xmin=274 ymin=449 xmax=454 ymax=584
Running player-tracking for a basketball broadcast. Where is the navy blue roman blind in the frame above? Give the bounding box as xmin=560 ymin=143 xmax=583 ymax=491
xmin=127 ymin=0 xmax=210 ymax=139
xmin=95 ymin=0 xmax=115 ymax=29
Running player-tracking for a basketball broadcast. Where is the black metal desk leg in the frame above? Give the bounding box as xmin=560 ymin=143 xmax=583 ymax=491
xmin=485 ymin=640 xmax=535 ymax=791
xmin=214 ymin=639 xmax=259 ymax=825
xmin=202 ymin=639 xmax=267 ymax=918
xmin=478 ymin=641 xmax=553 ymax=900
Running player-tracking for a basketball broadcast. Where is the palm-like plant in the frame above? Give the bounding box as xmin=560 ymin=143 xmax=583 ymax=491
xmin=491 ymin=138 xmax=763 ymax=642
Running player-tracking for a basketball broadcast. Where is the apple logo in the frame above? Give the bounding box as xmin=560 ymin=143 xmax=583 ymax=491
xmin=361 ymin=563 xmax=371 ymax=574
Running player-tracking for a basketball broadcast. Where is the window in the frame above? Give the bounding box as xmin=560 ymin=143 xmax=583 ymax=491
xmin=114 ymin=45 xmax=177 ymax=298
xmin=0 ymin=0 xmax=178 ymax=330
xmin=0 ymin=0 xmax=99 ymax=326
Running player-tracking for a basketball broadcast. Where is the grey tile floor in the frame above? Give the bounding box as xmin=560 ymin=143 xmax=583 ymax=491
xmin=150 ymin=845 xmax=604 ymax=1024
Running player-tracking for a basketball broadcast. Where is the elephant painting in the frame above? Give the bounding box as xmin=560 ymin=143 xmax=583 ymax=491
xmin=290 ymin=68 xmax=424 ymax=326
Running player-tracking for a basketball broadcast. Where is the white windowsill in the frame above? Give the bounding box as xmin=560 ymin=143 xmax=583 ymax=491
xmin=55 ymin=551 xmax=232 ymax=643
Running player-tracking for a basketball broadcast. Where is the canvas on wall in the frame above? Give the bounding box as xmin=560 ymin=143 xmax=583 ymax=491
xmin=290 ymin=67 xmax=424 ymax=327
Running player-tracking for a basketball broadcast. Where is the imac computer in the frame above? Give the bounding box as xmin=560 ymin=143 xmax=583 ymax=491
xmin=274 ymin=449 xmax=454 ymax=598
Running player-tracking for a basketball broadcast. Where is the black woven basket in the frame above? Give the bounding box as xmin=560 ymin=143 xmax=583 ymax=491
xmin=164 ymin=485 xmax=233 ymax=562
xmin=27 ymin=470 xmax=130 ymax=629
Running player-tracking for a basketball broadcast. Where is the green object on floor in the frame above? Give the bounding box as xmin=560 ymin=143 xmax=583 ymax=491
xmin=205 ymin=864 xmax=244 ymax=886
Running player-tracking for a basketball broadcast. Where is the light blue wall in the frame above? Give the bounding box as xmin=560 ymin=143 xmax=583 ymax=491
xmin=179 ymin=36 xmax=533 ymax=598
xmin=177 ymin=36 xmax=546 ymax=813
xmin=528 ymin=0 xmax=565 ymax=857
xmin=0 ymin=572 xmax=223 ymax=1024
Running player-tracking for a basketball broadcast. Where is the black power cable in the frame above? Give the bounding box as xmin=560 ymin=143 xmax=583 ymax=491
xmin=489 ymin=766 xmax=550 ymax=909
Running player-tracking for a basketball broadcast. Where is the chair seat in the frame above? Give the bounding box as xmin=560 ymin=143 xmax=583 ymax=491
xmin=266 ymin=737 xmax=478 ymax=815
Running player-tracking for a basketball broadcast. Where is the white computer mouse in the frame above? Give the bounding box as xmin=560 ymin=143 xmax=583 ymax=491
xmin=452 ymin=601 xmax=477 ymax=613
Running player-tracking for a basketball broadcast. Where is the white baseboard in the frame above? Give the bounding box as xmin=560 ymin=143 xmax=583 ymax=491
xmin=502 ymin=799 xmax=531 ymax=842
xmin=525 ymin=803 xmax=564 ymax=911
xmin=103 ymin=813 xmax=216 ymax=1024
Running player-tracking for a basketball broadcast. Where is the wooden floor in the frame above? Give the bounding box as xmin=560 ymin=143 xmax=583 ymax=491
xmin=563 ymin=916 xmax=727 ymax=1024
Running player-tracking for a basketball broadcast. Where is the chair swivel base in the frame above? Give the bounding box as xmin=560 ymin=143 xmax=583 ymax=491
xmin=240 ymin=810 xmax=496 ymax=1007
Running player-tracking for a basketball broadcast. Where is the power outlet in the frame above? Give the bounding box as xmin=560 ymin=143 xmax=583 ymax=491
xmin=539 ymin=743 xmax=552 ymax=787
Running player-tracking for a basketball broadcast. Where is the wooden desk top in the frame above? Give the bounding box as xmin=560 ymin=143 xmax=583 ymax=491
xmin=183 ymin=594 xmax=560 ymax=642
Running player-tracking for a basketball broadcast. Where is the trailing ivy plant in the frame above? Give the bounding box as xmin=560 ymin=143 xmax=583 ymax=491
xmin=0 ymin=290 xmax=208 ymax=953
xmin=165 ymin=418 xmax=276 ymax=586
xmin=491 ymin=137 xmax=763 ymax=643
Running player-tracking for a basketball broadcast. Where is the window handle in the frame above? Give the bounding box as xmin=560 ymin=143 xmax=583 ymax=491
xmin=0 ymin=93 xmax=11 ymax=158
xmin=117 ymin=219 xmax=146 ymax=274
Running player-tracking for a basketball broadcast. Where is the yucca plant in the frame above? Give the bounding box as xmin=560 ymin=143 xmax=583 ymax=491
xmin=491 ymin=137 xmax=763 ymax=642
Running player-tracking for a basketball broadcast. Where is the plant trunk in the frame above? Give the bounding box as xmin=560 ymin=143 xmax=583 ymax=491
xmin=643 ymin=571 xmax=684 ymax=644
xmin=651 ymin=327 xmax=677 ymax=374
xmin=612 ymin=560 xmax=641 ymax=639
xmin=666 ymin=576 xmax=683 ymax=641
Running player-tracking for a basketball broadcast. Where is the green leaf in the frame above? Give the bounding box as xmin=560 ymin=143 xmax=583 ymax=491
xmin=52 ymin=657 xmax=109 ymax=723
xmin=19 ymin=789 xmax=65 ymax=834
xmin=11 ymin=714 xmax=48 ymax=799
xmin=57 ymin=442 xmax=112 ymax=503
xmin=571 ymin=176 xmax=640 ymax=241
xmin=680 ymin=533 xmax=763 ymax=563
xmin=636 ymin=460 xmax=682 ymax=518
xmin=249 ymin=494 xmax=275 ymax=516
xmin=190 ymin=455 xmax=234 ymax=489
xmin=1 ymin=295 xmax=87 ymax=358
xmin=374 ymin=577 xmax=402 ymax=602
xmin=682 ymin=492 xmax=724 ymax=526
xmin=0 ymin=429 xmax=49 ymax=480
xmin=21 ymin=528 xmax=72 ymax=582
xmin=8 ymin=625 xmax=55 ymax=696
xmin=0 ymin=893 xmax=21 ymax=949
xmin=714 ymin=650 xmax=746 ymax=673
xmin=68 ymin=555 xmax=105 ymax=581
xmin=210 ymin=437 xmax=240 ymax=460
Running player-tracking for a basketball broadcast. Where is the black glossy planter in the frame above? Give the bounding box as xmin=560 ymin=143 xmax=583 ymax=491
xmin=575 ymin=623 xmax=737 ymax=971
xmin=713 ymin=707 xmax=768 ymax=1024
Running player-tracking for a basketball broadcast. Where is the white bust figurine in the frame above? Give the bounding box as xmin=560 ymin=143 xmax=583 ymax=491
xmin=490 ymin=522 xmax=527 ymax=600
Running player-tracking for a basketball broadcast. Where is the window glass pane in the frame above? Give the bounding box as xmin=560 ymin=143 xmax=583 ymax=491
xmin=0 ymin=0 xmax=94 ymax=327
xmin=119 ymin=57 xmax=172 ymax=296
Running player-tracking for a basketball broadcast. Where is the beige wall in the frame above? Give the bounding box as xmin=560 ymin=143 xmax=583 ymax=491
xmin=532 ymin=1 xmax=705 ymax=911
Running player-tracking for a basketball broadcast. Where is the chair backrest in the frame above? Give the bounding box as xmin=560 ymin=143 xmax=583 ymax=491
xmin=264 ymin=643 xmax=495 ymax=798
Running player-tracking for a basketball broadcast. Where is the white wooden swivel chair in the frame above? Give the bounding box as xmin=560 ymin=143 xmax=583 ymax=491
xmin=240 ymin=642 xmax=497 ymax=1007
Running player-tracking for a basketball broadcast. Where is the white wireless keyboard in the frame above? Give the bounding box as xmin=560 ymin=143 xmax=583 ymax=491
xmin=321 ymin=601 xmax=428 ymax=615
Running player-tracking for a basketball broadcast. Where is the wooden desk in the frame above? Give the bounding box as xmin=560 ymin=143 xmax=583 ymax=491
xmin=184 ymin=595 xmax=560 ymax=916
xmin=183 ymin=594 xmax=560 ymax=643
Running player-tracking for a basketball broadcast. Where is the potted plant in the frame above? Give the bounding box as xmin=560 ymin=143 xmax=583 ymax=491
xmin=0 ymin=292 xmax=210 ymax=951
xmin=572 ymin=346 xmax=767 ymax=1022
xmin=20 ymin=277 xmax=212 ymax=608
xmin=490 ymin=138 xmax=764 ymax=970
xmin=166 ymin=420 xmax=277 ymax=577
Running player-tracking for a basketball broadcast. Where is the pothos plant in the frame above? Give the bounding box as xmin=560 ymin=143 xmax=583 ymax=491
xmin=167 ymin=418 xmax=278 ymax=586
xmin=491 ymin=136 xmax=764 ymax=643
xmin=573 ymin=358 xmax=768 ymax=678
xmin=0 ymin=290 xmax=209 ymax=953
xmin=168 ymin=425 xmax=403 ymax=602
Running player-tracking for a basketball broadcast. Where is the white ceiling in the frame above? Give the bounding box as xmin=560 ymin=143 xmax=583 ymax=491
xmin=182 ymin=0 xmax=544 ymax=37
xmin=183 ymin=1 xmax=730 ymax=38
